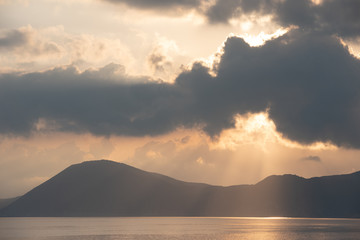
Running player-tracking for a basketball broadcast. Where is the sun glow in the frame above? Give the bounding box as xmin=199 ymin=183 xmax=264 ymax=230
xmin=239 ymin=28 xmax=290 ymax=47
xmin=311 ymin=0 xmax=323 ymax=5
xmin=213 ymin=112 xmax=337 ymax=151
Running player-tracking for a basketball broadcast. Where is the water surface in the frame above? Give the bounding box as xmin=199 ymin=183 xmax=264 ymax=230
xmin=1 ymin=217 xmax=360 ymax=240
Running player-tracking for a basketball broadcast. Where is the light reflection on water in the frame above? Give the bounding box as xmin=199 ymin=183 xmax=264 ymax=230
xmin=1 ymin=217 xmax=360 ymax=240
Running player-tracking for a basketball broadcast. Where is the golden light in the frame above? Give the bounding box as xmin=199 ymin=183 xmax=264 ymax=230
xmin=212 ymin=111 xmax=337 ymax=151
xmin=239 ymin=28 xmax=290 ymax=47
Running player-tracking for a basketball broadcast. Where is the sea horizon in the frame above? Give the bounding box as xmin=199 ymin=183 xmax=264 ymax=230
xmin=2 ymin=216 xmax=360 ymax=240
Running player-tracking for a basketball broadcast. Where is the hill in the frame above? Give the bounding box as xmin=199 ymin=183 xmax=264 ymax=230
xmin=1 ymin=160 xmax=360 ymax=217
xmin=0 ymin=197 xmax=19 ymax=210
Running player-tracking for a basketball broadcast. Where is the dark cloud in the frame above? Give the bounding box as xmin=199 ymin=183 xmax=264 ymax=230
xmin=0 ymin=29 xmax=29 ymax=50
xmin=274 ymin=0 xmax=316 ymax=28
xmin=147 ymin=49 xmax=172 ymax=73
xmin=1 ymin=29 xmax=360 ymax=148
xmin=300 ymin=156 xmax=322 ymax=162
xmin=315 ymin=0 xmax=360 ymax=38
xmin=102 ymin=0 xmax=360 ymax=38
xmin=206 ymin=0 xmax=244 ymax=24
xmin=0 ymin=64 xmax=182 ymax=137
xmin=206 ymin=0 xmax=360 ymax=38
xmin=0 ymin=27 xmax=61 ymax=57
xmin=104 ymin=0 xmax=204 ymax=11
xmin=197 ymin=29 xmax=360 ymax=147
xmin=275 ymin=0 xmax=360 ymax=38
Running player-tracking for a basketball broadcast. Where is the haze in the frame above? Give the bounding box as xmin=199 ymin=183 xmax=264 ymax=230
xmin=1 ymin=0 xmax=360 ymax=198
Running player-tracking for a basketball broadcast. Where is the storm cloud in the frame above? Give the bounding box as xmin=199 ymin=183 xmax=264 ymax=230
xmin=207 ymin=0 xmax=360 ymax=38
xmin=1 ymin=29 xmax=360 ymax=148
xmin=0 ymin=64 xmax=181 ymax=137
xmin=217 ymin=30 xmax=360 ymax=147
xmin=177 ymin=30 xmax=360 ymax=147
xmin=103 ymin=0 xmax=360 ymax=39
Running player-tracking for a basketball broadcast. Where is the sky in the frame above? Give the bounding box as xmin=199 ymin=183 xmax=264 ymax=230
xmin=1 ymin=0 xmax=360 ymax=198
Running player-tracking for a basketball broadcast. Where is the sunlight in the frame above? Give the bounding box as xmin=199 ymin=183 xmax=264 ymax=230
xmin=213 ymin=111 xmax=337 ymax=151
xmin=311 ymin=0 xmax=323 ymax=5
xmin=245 ymin=112 xmax=273 ymax=131
xmin=240 ymin=28 xmax=289 ymax=47
xmin=213 ymin=112 xmax=277 ymax=151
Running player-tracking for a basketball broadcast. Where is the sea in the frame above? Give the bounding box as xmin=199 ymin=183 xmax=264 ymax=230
xmin=1 ymin=217 xmax=360 ymax=240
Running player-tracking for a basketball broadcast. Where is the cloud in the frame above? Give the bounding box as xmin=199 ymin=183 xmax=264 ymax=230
xmin=0 ymin=26 xmax=62 ymax=73
xmin=0 ymin=26 xmax=134 ymax=74
xmin=314 ymin=0 xmax=360 ymax=38
xmin=206 ymin=0 xmax=360 ymax=38
xmin=192 ymin=29 xmax=360 ymax=148
xmin=0 ymin=29 xmax=360 ymax=148
xmin=104 ymin=0 xmax=360 ymax=39
xmin=0 ymin=0 xmax=28 ymax=6
xmin=147 ymin=47 xmax=172 ymax=74
xmin=125 ymin=137 xmax=235 ymax=185
xmin=206 ymin=0 xmax=268 ymax=24
xmin=0 ymin=64 xmax=177 ymax=137
xmin=104 ymin=0 xmax=205 ymax=13
xmin=0 ymin=26 xmax=61 ymax=55
xmin=300 ymin=155 xmax=321 ymax=162
xmin=0 ymin=29 xmax=29 ymax=50
xmin=146 ymin=35 xmax=189 ymax=81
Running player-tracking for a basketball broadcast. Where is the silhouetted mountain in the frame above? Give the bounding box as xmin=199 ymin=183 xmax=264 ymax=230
xmin=1 ymin=160 xmax=360 ymax=217
xmin=0 ymin=197 xmax=19 ymax=210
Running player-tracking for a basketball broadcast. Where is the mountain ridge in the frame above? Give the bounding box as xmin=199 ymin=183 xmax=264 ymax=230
xmin=1 ymin=160 xmax=360 ymax=217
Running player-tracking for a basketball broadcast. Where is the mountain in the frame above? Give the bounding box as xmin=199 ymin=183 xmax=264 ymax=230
xmin=1 ymin=160 xmax=360 ymax=217
xmin=0 ymin=160 xmax=215 ymax=217
xmin=0 ymin=197 xmax=19 ymax=210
